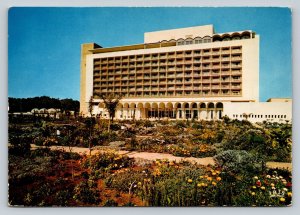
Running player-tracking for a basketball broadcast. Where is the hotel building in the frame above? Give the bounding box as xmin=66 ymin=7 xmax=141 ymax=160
xmin=80 ymin=25 xmax=292 ymax=123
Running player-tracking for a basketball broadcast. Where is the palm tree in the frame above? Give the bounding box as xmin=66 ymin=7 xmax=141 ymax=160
xmin=95 ymin=93 xmax=122 ymax=132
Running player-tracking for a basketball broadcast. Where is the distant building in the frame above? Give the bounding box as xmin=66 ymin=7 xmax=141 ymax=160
xmin=80 ymin=25 xmax=292 ymax=123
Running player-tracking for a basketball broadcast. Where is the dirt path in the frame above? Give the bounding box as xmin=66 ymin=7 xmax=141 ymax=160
xmin=31 ymin=144 xmax=292 ymax=170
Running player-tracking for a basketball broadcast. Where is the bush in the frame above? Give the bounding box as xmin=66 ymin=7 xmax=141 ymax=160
xmin=73 ymin=180 xmax=100 ymax=205
xmin=82 ymin=151 xmax=133 ymax=173
xmin=214 ymin=150 xmax=262 ymax=176
xmin=9 ymin=136 xmax=31 ymax=156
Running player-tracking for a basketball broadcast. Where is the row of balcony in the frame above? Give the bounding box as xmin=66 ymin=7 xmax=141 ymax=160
xmin=94 ymin=64 xmax=242 ymax=71
xmin=95 ymin=91 xmax=242 ymax=97
xmin=94 ymin=84 xmax=241 ymax=90
xmin=94 ymin=49 xmax=242 ymax=64
xmin=95 ymin=56 xmax=242 ymax=65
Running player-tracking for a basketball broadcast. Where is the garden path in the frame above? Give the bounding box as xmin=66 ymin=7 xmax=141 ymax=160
xmin=30 ymin=144 xmax=292 ymax=171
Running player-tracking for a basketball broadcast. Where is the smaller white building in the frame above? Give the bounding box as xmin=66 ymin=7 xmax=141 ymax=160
xmin=223 ymin=98 xmax=292 ymax=123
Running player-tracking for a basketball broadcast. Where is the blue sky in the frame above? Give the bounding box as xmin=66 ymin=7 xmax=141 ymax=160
xmin=8 ymin=7 xmax=292 ymax=102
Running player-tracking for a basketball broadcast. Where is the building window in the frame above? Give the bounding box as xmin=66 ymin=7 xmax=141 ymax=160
xmin=203 ymin=36 xmax=211 ymax=43
xmin=195 ymin=39 xmax=202 ymax=44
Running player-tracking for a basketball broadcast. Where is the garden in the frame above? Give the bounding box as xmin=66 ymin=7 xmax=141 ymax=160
xmin=8 ymin=116 xmax=292 ymax=206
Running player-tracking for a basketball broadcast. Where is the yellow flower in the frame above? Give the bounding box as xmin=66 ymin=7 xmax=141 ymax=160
xmin=280 ymin=197 xmax=285 ymax=202
xmin=137 ymin=182 xmax=142 ymax=186
xmin=253 ymin=176 xmax=258 ymax=180
xmin=287 ymin=192 xmax=292 ymax=197
xmin=251 ymin=192 xmax=256 ymax=196
xmin=199 ymin=176 xmax=204 ymax=179
xmin=216 ymin=177 xmax=222 ymax=181
xmin=212 ymin=172 xmax=217 ymax=176
xmin=197 ymin=183 xmax=202 ymax=187
xmin=207 ymin=177 xmax=212 ymax=181
xmin=215 ymin=170 xmax=221 ymax=174
xmin=201 ymin=182 xmax=205 ymax=187
xmin=271 ymin=183 xmax=275 ymax=187
xmin=261 ymin=186 xmax=266 ymax=190
xmin=252 ymin=186 xmax=256 ymax=189
xmin=169 ymin=161 xmax=174 ymax=166
xmin=212 ymin=181 xmax=217 ymax=186
xmin=114 ymin=164 xmax=118 ymax=167
xmin=187 ymin=179 xmax=193 ymax=183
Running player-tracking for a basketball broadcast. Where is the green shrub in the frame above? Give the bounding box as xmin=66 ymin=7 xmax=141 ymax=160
xmin=73 ymin=180 xmax=100 ymax=205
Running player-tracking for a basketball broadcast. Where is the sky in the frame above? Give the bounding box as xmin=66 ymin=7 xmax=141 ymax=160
xmin=8 ymin=7 xmax=292 ymax=102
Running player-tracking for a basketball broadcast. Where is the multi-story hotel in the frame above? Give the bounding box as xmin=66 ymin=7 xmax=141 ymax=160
xmin=80 ymin=25 xmax=292 ymax=123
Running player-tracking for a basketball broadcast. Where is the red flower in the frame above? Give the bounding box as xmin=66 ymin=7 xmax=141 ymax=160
xmin=286 ymin=182 xmax=292 ymax=188
xmin=256 ymin=180 xmax=261 ymax=187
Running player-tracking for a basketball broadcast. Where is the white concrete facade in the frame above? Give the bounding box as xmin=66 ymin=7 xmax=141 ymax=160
xmin=80 ymin=25 xmax=292 ymax=123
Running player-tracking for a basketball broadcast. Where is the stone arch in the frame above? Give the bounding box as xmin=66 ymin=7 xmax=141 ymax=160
xmin=241 ymin=31 xmax=251 ymax=39
xmin=185 ymin=37 xmax=194 ymax=45
xmin=212 ymin=34 xmax=222 ymax=42
xmin=183 ymin=102 xmax=189 ymax=109
xmin=191 ymin=102 xmax=198 ymax=119
xmin=166 ymin=102 xmax=173 ymax=109
xmin=203 ymin=35 xmax=212 ymax=43
xmin=199 ymin=103 xmax=206 ymax=109
xmin=221 ymin=34 xmax=231 ymax=41
xmin=208 ymin=102 xmax=215 ymax=109
xmin=137 ymin=103 xmax=143 ymax=109
xmin=158 ymin=102 xmax=165 ymax=109
xmin=191 ymin=102 xmax=197 ymax=109
xmin=216 ymin=102 xmax=223 ymax=109
xmin=123 ymin=103 xmax=129 ymax=109
xmin=144 ymin=102 xmax=151 ymax=109
xmin=216 ymin=102 xmax=224 ymax=119
xmin=194 ymin=36 xmax=202 ymax=44
xmin=175 ymin=102 xmax=182 ymax=109
xmin=177 ymin=38 xmax=184 ymax=46
xmin=231 ymin=32 xmax=241 ymax=40
xmin=151 ymin=103 xmax=158 ymax=109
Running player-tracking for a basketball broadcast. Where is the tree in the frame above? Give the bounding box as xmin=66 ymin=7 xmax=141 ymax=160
xmin=88 ymin=96 xmax=94 ymax=117
xmin=95 ymin=93 xmax=122 ymax=132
